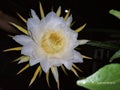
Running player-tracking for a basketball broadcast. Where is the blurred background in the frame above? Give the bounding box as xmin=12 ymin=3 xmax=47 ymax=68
xmin=0 ymin=0 xmax=120 ymax=90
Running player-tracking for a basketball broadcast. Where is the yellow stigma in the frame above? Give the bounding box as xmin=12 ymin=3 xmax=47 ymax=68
xmin=41 ymin=30 xmax=66 ymax=54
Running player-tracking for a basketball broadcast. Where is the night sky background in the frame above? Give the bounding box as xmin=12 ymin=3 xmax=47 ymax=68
xmin=0 ymin=0 xmax=120 ymax=90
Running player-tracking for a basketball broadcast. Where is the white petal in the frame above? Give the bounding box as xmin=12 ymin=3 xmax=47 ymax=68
xmin=66 ymin=15 xmax=72 ymax=26
xmin=43 ymin=11 xmax=65 ymax=28
xmin=31 ymin=9 xmax=40 ymax=19
xmin=64 ymin=62 xmax=73 ymax=70
xmin=40 ymin=60 xmax=51 ymax=73
xmin=27 ymin=18 xmax=40 ymax=31
xmin=29 ymin=48 xmax=46 ymax=66
xmin=13 ymin=35 xmax=32 ymax=45
xmin=78 ymin=40 xmax=89 ymax=45
xmin=73 ymin=50 xmax=83 ymax=63
xmin=29 ymin=56 xmax=41 ymax=66
xmin=27 ymin=10 xmax=41 ymax=37
xmin=48 ymin=58 xmax=63 ymax=66
xmin=51 ymin=67 xmax=59 ymax=82
xmin=65 ymin=30 xmax=78 ymax=49
xmin=21 ymin=43 xmax=34 ymax=56
xmin=63 ymin=51 xmax=83 ymax=70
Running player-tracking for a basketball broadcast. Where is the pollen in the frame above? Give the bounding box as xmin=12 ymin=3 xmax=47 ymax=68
xmin=41 ymin=30 xmax=66 ymax=54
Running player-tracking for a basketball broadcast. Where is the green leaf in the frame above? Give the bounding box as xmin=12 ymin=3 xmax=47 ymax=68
xmin=77 ymin=64 xmax=120 ymax=90
xmin=86 ymin=41 xmax=120 ymax=50
xmin=110 ymin=50 xmax=120 ymax=62
xmin=109 ymin=9 xmax=120 ymax=19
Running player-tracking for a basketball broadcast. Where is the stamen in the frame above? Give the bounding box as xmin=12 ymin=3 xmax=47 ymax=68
xmin=41 ymin=31 xmax=65 ymax=54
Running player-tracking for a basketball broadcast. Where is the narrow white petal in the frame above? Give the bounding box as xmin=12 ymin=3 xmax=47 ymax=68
xmin=51 ymin=67 xmax=59 ymax=82
xmin=31 ymin=9 xmax=40 ymax=20
xmin=27 ymin=10 xmax=41 ymax=37
xmin=78 ymin=40 xmax=89 ymax=45
xmin=13 ymin=35 xmax=32 ymax=46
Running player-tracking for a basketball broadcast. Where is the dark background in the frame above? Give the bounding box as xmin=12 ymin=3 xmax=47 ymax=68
xmin=0 ymin=0 xmax=120 ymax=90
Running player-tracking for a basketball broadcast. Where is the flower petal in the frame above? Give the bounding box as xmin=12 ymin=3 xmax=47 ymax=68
xmin=78 ymin=39 xmax=89 ymax=45
xmin=73 ymin=50 xmax=83 ymax=63
xmin=29 ymin=55 xmax=45 ymax=66
xmin=51 ymin=67 xmax=60 ymax=89
xmin=31 ymin=9 xmax=40 ymax=20
xmin=21 ymin=43 xmax=34 ymax=56
xmin=13 ymin=35 xmax=33 ymax=45
xmin=40 ymin=60 xmax=51 ymax=73
xmin=27 ymin=10 xmax=41 ymax=37
xmin=51 ymin=67 xmax=59 ymax=82
xmin=43 ymin=11 xmax=65 ymax=28
xmin=64 ymin=62 xmax=73 ymax=70
xmin=29 ymin=57 xmax=39 ymax=66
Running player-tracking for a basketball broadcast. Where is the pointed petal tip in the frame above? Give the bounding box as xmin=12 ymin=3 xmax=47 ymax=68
xmin=78 ymin=40 xmax=90 ymax=45
xmin=56 ymin=6 xmax=61 ymax=17
xmin=57 ymin=80 xmax=60 ymax=90
xmin=61 ymin=65 xmax=68 ymax=76
xmin=16 ymin=12 xmax=27 ymax=23
xmin=71 ymin=67 xmax=79 ymax=78
xmin=82 ymin=55 xmax=92 ymax=59
xmin=10 ymin=22 xmax=28 ymax=35
xmin=72 ymin=64 xmax=83 ymax=72
xmin=17 ymin=64 xmax=30 ymax=75
xmin=75 ymin=23 xmax=87 ymax=32
xmin=29 ymin=66 xmax=41 ymax=86
xmin=3 ymin=47 xmax=22 ymax=52
xmin=39 ymin=2 xmax=45 ymax=18
xmin=46 ymin=70 xmax=51 ymax=88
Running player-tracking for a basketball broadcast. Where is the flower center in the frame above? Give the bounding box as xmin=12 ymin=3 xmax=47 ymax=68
xmin=41 ymin=30 xmax=65 ymax=54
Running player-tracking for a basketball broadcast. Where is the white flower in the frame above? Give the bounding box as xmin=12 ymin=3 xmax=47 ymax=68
xmin=13 ymin=9 xmax=82 ymax=79
xmin=18 ymin=10 xmax=82 ymax=70
xmin=4 ymin=3 xmax=89 ymax=89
